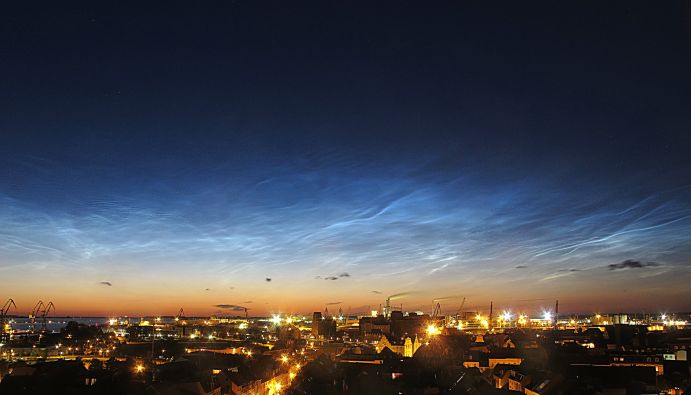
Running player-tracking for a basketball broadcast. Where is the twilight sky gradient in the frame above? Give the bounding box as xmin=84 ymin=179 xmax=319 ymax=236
xmin=1 ymin=2 xmax=691 ymax=316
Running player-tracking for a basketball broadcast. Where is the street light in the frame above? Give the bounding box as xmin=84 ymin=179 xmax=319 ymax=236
xmin=271 ymin=315 xmax=282 ymax=325
xmin=426 ymin=324 xmax=440 ymax=336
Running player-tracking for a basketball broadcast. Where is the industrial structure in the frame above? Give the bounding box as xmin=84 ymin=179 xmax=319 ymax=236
xmin=1 ymin=299 xmax=16 ymax=342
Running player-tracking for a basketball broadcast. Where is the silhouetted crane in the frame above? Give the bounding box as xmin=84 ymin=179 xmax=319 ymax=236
xmin=455 ymin=297 xmax=466 ymax=318
xmin=432 ymin=302 xmax=442 ymax=318
xmin=1 ymin=298 xmax=17 ymax=341
xmin=176 ymin=308 xmax=188 ymax=336
xmin=30 ymin=300 xmax=44 ymax=333
xmin=40 ymin=302 xmax=55 ymax=332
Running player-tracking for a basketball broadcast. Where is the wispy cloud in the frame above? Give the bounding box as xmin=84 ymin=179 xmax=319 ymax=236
xmin=1 ymin=159 xmax=690 ymax=312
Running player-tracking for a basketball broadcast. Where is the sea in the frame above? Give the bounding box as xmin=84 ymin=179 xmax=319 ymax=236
xmin=5 ymin=317 xmax=177 ymax=333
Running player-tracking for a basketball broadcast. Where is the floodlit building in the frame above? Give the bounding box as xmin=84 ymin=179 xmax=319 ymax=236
xmin=375 ymin=334 xmax=421 ymax=357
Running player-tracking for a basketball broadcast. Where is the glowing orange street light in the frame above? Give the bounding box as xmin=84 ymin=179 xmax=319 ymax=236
xmin=426 ymin=324 xmax=440 ymax=336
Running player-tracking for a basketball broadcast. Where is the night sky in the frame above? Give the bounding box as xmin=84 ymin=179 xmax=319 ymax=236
xmin=1 ymin=2 xmax=690 ymax=316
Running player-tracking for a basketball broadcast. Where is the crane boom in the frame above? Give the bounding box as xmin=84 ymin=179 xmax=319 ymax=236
xmin=456 ymin=297 xmax=466 ymax=317
xmin=30 ymin=300 xmax=45 ymax=332
xmin=1 ymin=298 xmax=17 ymax=342
xmin=1 ymin=298 xmax=16 ymax=314
xmin=31 ymin=301 xmax=44 ymax=317
xmin=41 ymin=302 xmax=55 ymax=332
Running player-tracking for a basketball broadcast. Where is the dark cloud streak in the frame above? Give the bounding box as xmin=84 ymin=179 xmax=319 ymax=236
xmin=608 ymin=260 xmax=660 ymax=271
xmin=318 ymin=272 xmax=351 ymax=281
xmin=214 ymin=304 xmax=249 ymax=312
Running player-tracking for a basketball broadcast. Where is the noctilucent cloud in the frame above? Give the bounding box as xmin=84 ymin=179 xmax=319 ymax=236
xmin=1 ymin=2 xmax=690 ymax=315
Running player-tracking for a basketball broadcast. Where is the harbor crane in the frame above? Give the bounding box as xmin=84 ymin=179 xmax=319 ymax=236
xmin=40 ymin=302 xmax=55 ymax=332
xmin=455 ymin=297 xmax=466 ymax=318
xmin=30 ymin=300 xmax=44 ymax=333
xmin=432 ymin=302 xmax=442 ymax=318
xmin=175 ymin=308 xmax=188 ymax=336
xmin=1 ymin=298 xmax=17 ymax=341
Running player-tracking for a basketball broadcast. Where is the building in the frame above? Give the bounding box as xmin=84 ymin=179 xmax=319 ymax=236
xmin=311 ymin=312 xmax=336 ymax=339
xmin=359 ymin=315 xmax=391 ymax=339
xmin=359 ymin=311 xmax=431 ymax=342
xmin=390 ymin=312 xmax=430 ymax=338
xmin=311 ymin=312 xmax=322 ymax=337
xmin=375 ymin=334 xmax=421 ymax=357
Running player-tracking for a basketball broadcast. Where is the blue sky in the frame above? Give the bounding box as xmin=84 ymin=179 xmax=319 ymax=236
xmin=1 ymin=2 xmax=690 ymax=315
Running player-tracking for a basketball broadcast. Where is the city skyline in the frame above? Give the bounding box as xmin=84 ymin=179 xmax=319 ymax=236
xmin=2 ymin=2 xmax=691 ymax=316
